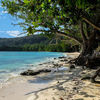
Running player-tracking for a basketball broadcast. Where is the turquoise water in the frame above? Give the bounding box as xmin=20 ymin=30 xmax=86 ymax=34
xmin=0 ymin=52 xmax=64 ymax=82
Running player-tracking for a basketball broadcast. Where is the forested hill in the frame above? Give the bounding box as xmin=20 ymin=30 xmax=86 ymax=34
xmin=0 ymin=35 xmax=79 ymax=52
xmin=0 ymin=35 xmax=49 ymax=47
xmin=0 ymin=35 xmax=51 ymax=51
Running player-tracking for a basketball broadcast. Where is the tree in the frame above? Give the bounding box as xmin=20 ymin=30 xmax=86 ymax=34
xmin=1 ymin=0 xmax=100 ymax=66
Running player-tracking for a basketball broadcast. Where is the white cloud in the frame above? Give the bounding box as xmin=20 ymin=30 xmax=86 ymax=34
xmin=1 ymin=11 xmax=8 ymax=14
xmin=0 ymin=30 xmax=25 ymax=37
xmin=0 ymin=11 xmax=8 ymax=16
xmin=6 ymin=31 xmax=20 ymax=37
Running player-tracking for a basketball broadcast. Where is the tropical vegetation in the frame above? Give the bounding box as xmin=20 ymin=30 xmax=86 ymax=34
xmin=1 ymin=0 xmax=100 ymax=72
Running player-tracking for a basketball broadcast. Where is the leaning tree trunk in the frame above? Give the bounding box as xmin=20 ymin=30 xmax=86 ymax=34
xmin=75 ymin=39 xmax=96 ymax=66
xmin=75 ymin=23 xmax=98 ymax=66
xmin=76 ymin=7 xmax=100 ymax=66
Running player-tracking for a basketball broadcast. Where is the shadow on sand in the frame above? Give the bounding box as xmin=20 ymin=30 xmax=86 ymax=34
xmin=25 ymin=68 xmax=82 ymax=100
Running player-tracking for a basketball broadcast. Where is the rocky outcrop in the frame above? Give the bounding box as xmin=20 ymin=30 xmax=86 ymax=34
xmin=20 ymin=69 xmax=51 ymax=76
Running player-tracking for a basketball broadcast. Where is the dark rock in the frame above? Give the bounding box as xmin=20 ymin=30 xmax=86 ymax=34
xmin=20 ymin=69 xmax=51 ymax=76
xmin=20 ymin=70 xmax=39 ymax=76
xmin=60 ymin=60 xmax=64 ymax=62
xmin=60 ymin=59 xmax=68 ymax=62
xmin=38 ymin=64 xmax=43 ymax=65
xmin=73 ymin=87 xmax=77 ymax=90
xmin=59 ymin=98 xmax=64 ymax=100
xmin=58 ymin=56 xmax=66 ymax=59
xmin=53 ymin=63 xmax=60 ymax=67
xmin=54 ymin=58 xmax=56 ymax=59
xmin=69 ymin=64 xmax=75 ymax=70
xmin=64 ymin=59 xmax=68 ymax=61
xmin=90 ymin=78 xmax=96 ymax=83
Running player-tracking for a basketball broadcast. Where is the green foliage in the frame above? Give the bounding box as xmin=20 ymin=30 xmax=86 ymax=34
xmin=0 ymin=35 xmax=79 ymax=52
xmin=0 ymin=35 xmax=49 ymax=47
xmin=22 ymin=42 xmax=79 ymax=52
xmin=1 ymin=0 xmax=100 ymax=52
xmin=2 ymin=0 xmax=98 ymax=35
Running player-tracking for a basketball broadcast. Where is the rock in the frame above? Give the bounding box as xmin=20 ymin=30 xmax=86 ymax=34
xmin=81 ymin=74 xmax=91 ymax=80
xmin=59 ymin=98 xmax=64 ymax=100
xmin=64 ymin=59 xmax=68 ymax=61
xmin=54 ymin=58 xmax=56 ymax=59
xmin=69 ymin=64 xmax=75 ymax=70
xmin=53 ymin=63 xmax=61 ymax=67
xmin=90 ymin=78 xmax=96 ymax=83
xmin=58 ymin=56 xmax=66 ymax=59
xmin=20 ymin=69 xmax=51 ymax=76
xmin=80 ymin=72 xmax=86 ymax=75
xmin=73 ymin=87 xmax=77 ymax=90
xmin=20 ymin=70 xmax=39 ymax=76
xmin=59 ymin=59 xmax=68 ymax=62
xmin=38 ymin=64 xmax=43 ymax=65
xmin=60 ymin=60 xmax=64 ymax=62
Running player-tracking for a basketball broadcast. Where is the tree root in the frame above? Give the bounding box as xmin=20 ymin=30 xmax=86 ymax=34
xmin=91 ymin=67 xmax=100 ymax=83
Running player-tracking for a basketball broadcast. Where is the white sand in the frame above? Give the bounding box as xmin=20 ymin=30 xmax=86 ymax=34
xmin=0 ymin=52 xmax=100 ymax=100
xmin=0 ymin=75 xmax=53 ymax=100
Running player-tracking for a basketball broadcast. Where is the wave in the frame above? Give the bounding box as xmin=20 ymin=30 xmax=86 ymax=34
xmin=0 ymin=70 xmax=10 ymax=74
xmin=0 ymin=52 xmax=65 ymax=84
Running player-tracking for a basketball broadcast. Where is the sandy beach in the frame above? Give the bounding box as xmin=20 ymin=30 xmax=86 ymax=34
xmin=0 ymin=52 xmax=100 ymax=100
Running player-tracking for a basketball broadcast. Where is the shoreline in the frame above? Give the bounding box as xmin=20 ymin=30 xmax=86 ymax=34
xmin=0 ymin=52 xmax=65 ymax=85
xmin=0 ymin=52 xmax=66 ymax=88
xmin=0 ymin=52 xmax=100 ymax=100
xmin=0 ymin=52 xmax=69 ymax=100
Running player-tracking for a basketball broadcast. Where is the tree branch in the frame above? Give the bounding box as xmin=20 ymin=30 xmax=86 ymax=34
xmin=85 ymin=23 xmax=90 ymax=38
xmin=33 ymin=29 xmax=82 ymax=44
xmin=56 ymin=31 xmax=82 ymax=45
xmin=17 ymin=0 xmax=24 ymax=5
xmin=80 ymin=21 xmax=87 ymax=42
xmin=83 ymin=17 xmax=100 ymax=31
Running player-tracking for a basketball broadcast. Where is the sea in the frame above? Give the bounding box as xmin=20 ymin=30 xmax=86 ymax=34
xmin=0 ymin=52 xmax=65 ymax=83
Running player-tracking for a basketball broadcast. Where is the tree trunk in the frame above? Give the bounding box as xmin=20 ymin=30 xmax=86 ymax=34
xmin=75 ymin=30 xmax=98 ymax=66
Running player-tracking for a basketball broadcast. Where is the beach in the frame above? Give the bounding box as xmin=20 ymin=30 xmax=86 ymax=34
xmin=0 ymin=52 xmax=100 ymax=100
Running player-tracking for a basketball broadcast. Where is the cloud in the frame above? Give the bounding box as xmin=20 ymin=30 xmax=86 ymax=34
xmin=0 ymin=11 xmax=8 ymax=16
xmin=6 ymin=31 xmax=21 ymax=37
xmin=0 ymin=30 xmax=24 ymax=37
xmin=1 ymin=11 xmax=8 ymax=14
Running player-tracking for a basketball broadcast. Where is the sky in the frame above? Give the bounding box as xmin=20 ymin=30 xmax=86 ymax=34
xmin=0 ymin=1 xmax=24 ymax=38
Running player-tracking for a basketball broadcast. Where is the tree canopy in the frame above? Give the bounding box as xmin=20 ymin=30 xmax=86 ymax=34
xmin=1 ymin=0 xmax=100 ymax=55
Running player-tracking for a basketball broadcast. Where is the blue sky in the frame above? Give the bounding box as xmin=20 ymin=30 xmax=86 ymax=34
xmin=0 ymin=1 xmax=24 ymax=38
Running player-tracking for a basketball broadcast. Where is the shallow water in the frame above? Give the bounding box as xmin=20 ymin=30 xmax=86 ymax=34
xmin=0 ymin=52 xmax=64 ymax=82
